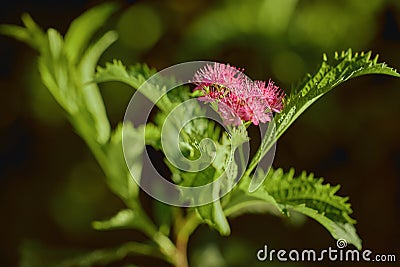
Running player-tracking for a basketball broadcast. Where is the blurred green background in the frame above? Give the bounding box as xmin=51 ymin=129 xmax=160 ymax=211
xmin=1 ymin=0 xmax=399 ymax=266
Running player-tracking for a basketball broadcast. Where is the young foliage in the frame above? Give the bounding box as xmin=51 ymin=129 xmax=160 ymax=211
xmin=104 ymin=122 xmax=142 ymax=203
xmin=95 ymin=60 xmax=179 ymax=113
xmin=0 ymin=3 xmax=119 ymax=145
xmin=246 ymin=50 xmax=400 ymax=191
xmin=95 ymin=60 xmax=156 ymax=91
xmin=1 ymin=5 xmax=178 ymax=266
xmin=95 ymin=59 xmax=243 ymax=235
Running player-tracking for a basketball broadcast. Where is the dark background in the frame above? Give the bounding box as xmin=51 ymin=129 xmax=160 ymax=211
xmin=0 ymin=0 xmax=399 ymax=266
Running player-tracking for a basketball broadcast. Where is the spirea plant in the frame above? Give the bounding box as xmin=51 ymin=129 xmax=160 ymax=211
xmin=2 ymin=3 xmax=399 ymax=267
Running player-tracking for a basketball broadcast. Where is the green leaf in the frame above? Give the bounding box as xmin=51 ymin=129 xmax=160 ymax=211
xmin=20 ymin=239 xmax=166 ymax=267
xmin=247 ymin=50 xmax=400 ymax=191
xmin=223 ymin=192 xmax=280 ymax=218
xmin=40 ymin=28 xmax=82 ymax=115
xmin=95 ymin=60 xmax=152 ymax=87
xmin=289 ymin=205 xmax=361 ymax=249
xmin=37 ymin=53 xmax=80 ymax=114
xmin=104 ymin=123 xmax=143 ymax=202
xmin=57 ymin=242 xmax=167 ymax=267
xmin=95 ymin=60 xmax=177 ymax=112
xmin=77 ymin=30 xmax=118 ymax=144
xmin=64 ymin=2 xmax=119 ymax=63
xmin=95 ymin=60 xmax=206 ymax=119
xmin=196 ymin=180 xmax=231 ymax=236
xmin=0 ymin=13 xmax=46 ymax=50
xmin=266 ymin=169 xmax=355 ymax=225
xmin=47 ymin=28 xmax=64 ymax=59
xmin=144 ymin=122 xmax=162 ymax=149
xmin=94 ymin=60 xmax=157 ymax=92
xmin=226 ymin=168 xmax=361 ymax=248
xmin=0 ymin=24 xmax=37 ymax=48
xmin=224 ymin=167 xmax=280 ymax=218
xmin=169 ymin=160 xmax=231 ymax=235
xmin=1 ymin=8 xmax=116 ymax=144
xmin=92 ymin=209 xmax=148 ymax=231
xmin=277 ymin=50 xmax=399 ymax=141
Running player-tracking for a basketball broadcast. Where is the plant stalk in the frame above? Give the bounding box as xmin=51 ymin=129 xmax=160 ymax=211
xmin=174 ymin=211 xmax=201 ymax=267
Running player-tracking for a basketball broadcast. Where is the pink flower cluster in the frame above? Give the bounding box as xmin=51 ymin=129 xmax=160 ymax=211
xmin=193 ymin=63 xmax=285 ymax=126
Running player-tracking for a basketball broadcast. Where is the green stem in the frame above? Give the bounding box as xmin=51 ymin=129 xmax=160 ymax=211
xmin=174 ymin=211 xmax=201 ymax=267
xmin=241 ymin=124 xmax=276 ymax=183
xmin=152 ymin=231 xmax=177 ymax=264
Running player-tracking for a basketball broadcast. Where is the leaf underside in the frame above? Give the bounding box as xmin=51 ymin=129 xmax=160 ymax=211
xmin=226 ymin=168 xmax=362 ymax=249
